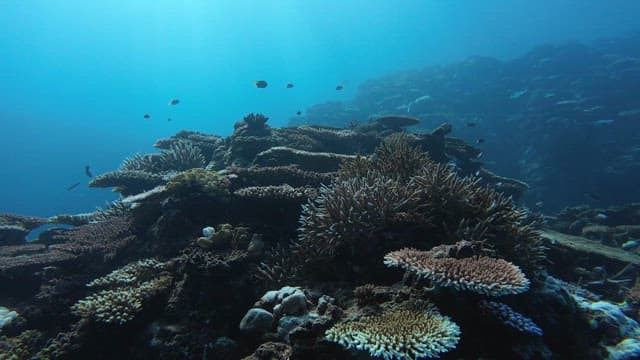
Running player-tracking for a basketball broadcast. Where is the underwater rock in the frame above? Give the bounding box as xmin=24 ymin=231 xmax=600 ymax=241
xmin=241 ymin=342 xmax=292 ymax=360
xmin=239 ymin=308 xmax=274 ymax=335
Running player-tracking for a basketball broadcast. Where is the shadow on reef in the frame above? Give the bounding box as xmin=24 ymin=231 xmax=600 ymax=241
xmin=1 ymin=113 xmax=639 ymax=359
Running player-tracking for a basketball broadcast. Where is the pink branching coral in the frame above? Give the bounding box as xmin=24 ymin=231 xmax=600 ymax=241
xmin=384 ymin=248 xmax=530 ymax=296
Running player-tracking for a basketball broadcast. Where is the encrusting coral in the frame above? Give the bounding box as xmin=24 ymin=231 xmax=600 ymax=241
xmin=325 ymin=300 xmax=460 ymax=360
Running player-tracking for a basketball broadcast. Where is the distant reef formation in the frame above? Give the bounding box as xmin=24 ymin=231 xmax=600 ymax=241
xmin=1 ymin=115 xmax=640 ymax=359
xmin=290 ymin=33 xmax=640 ymax=211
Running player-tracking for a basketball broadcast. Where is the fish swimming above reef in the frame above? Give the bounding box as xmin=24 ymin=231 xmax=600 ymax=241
xmin=583 ymin=192 xmax=601 ymax=202
xmin=143 ymin=114 xmax=151 ymax=119
xmin=335 ymin=85 xmax=344 ymax=90
xmin=593 ymin=119 xmax=614 ymax=126
xmin=466 ymin=122 xmax=477 ymax=127
xmin=476 ymin=138 xmax=485 ymax=144
xmin=168 ymin=99 xmax=180 ymax=106
xmin=167 ymin=118 xmax=172 ymax=122
xmin=296 ymin=111 xmax=301 ymax=116
xmin=66 ymin=182 xmax=81 ymax=191
xmin=286 ymin=83 xmax=294 ymax=88
xmin=84 ymin=165 xmax=92 ymax=178
xmin=594 ymin=213 xmax=608 ymax=221
xmin=622 ymin=240 xmax=640 ymax=251
xmin=255 ymin=80 xmax=268 ymax=88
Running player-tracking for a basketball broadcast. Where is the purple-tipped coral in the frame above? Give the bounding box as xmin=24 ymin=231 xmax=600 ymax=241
xmin=479 ymin=300 xmax=543 ymax=336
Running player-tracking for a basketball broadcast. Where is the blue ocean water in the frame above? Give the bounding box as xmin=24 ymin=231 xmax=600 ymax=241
xmin=1 ymin=0 xmax=639 ymax=216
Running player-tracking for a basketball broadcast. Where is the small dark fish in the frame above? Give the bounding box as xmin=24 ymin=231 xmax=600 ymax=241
xmin=66 ymin=182 xmax=81 ymax=191
xmin=286 ymin=83 xmax=294 ymax=89
xmin=296 ymin=111 xmax=301 ymax=116
xmin=476 ymin=138 xmax=485 ymax=144
xmin=143 ymin=114 xmax=151 ymax=119
xmin=466 ymin=122 xmax=476 ymax=127
xmin=168 ymin=99 xmax=180 ymax=106
xmin=255 ymin=80 xmax=268 ymax=88
xmin=167 ymin=118 xmax=172 ymax=122
xmin=84 ymin=165 xmax=92 ymax=178
xmin=335 ymin=85 xmax=344 ymax=90
xmin=584 ymin=192 xmax=601 ymax=201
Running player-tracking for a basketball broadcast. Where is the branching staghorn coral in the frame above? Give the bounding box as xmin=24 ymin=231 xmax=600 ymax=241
xmin=326 ymin=300 xmax=460 ymax=360
xmin=297 ymin=134 xmax=546 ymax=275
xmin=297 ymin=171 xmax=421 ymax=259
xmin=119 ymin=153 xmax=158 ymax=173
xmin=92 ymin=199 xmax=132 ymax=222
xmin=384 ymin=248 xmax=530 ymax=296
xmin=158 ymin=141 xmax=206 ymax=172
xmin=71 ymin=259 xmax=172 ymax=325
xmin=372 ymin=133 xmax=430 ymax=181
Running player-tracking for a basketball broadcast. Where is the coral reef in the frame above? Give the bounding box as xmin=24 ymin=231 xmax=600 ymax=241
xmin=296 ymin=135 xmax=545 ymax=279
xmin=290 ymin=35 xmax=640 ymax=210
xmin=254 ymin=146 xmax=356 ymax=172
xmin=325 ymin=300 xmax=460 ymax=359
xmin=71 ymin=259 xmax=172 ymax=324
xmin=0 ymin=111 xmax=630 ymax=359
xmin=89 ymin=170 xmax=165 ymax=196
xmin=479 ymin=300 xmax=543 ymax=336
xmin=158 ymin=141 xmax=206 ymax=172
xmin=384 ymin=248 xmax=530 ymax=296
